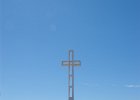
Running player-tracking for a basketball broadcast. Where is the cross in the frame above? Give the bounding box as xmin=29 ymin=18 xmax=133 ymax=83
xmin=62 ymin=50 xmax=81 ymax=100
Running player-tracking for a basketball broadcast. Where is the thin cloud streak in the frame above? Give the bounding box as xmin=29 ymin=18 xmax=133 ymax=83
xmin=125 ymin=84 xmax=140 ymax=88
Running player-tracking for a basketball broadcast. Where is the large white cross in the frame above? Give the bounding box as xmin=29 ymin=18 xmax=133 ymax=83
xmin=62 ymin=50 xmax=81 ymax=100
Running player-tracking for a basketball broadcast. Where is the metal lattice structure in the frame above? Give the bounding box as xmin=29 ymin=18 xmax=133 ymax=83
xmin=62 ymin=50 xmax=81 ymax=100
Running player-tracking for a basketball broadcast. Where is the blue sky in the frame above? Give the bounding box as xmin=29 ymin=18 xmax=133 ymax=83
xmin=0 ymin=0 xmax=140 ymax=100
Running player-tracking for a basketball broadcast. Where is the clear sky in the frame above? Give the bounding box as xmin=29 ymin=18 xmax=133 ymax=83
xmin=0 ymin=0 xmax=140 ymax=100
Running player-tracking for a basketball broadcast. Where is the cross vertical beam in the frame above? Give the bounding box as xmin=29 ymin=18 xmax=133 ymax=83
xmin=62 ymin=50 xmax=81 ymax=100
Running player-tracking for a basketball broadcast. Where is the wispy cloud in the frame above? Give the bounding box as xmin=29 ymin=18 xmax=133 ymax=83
xmin=82 ymin=82 xmax=140 ymax=88
xmin=50 ymin=24 xmax=57 ymax=32
xmin=125 ymin=84 xmax=140 ymax=88
xmin=82 ymin=82 xmax=99 ymax=87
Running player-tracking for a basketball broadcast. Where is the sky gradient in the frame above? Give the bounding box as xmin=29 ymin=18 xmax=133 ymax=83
xmin=0 ymin=0 xmax=140 ymax=100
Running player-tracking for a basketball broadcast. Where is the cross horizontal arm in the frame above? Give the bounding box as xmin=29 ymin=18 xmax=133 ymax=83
xmin=62 ymin=60 xmax=81 ymax=66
